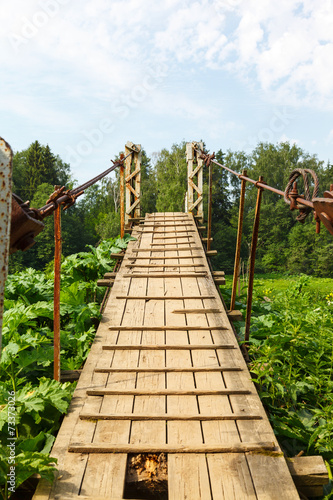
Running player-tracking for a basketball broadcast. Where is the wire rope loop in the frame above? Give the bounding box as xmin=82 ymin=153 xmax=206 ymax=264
xmin=284 ymin=168 xmax=319 ymax=221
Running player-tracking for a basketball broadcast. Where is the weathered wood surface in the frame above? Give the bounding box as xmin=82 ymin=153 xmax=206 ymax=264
xmin=33 ymin=212 xmax=299 ymax=500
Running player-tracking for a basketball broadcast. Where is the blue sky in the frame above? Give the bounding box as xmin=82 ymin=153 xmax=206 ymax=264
xmin=1 ymin=0 xmax=333 ymax=185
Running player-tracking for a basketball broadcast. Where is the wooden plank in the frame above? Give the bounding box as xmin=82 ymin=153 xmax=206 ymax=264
xmin=150 ymin=241 xmax=196 ymax=245
xmin=80 ymin=413 xmax=262 ymax=421
xmin=181 ymin=227 xmax=258 ymax=500
xmin=125 ymin=263 xmax=205 ymax=267
xmin=110 ymin=253 xmax=124 ymax=259
xmin=152 ymin=235 xmax=195 ymax=239
xmin=124 ymin=273 xmax=207 ymax=278
xmin=287 ymin=456 xmax=329 ymax=486
xmin=69 ymin=442 xmax=276 ymax=454
xmin=79 ymin=236 xmax=149 ymax=498
xmin=102 ymin=344 xmax=235 ymax=350
xmin=141 ymin=223 xmax=194 ymax=227
xmin=33 ymin=247 xmax=135 ymax=499
xmin=172 ymin=308 xmax=222 ymax=314
xmin=136 ymin=229 xmax=196 ymax=233
xmin=163 ymin=256 xmax=212 ymax=500
xmin=115 ymin=295 xmax=216 ymax=299
xmin=126 ymin=255 xmax=204 ymax=259
xmin=87 ymin=389 xmax=251 ymax=396
xmin=131 ymin=247 xmax=201 ymax=251
xmin=97 ymin=279 xmax=114 ymax=287
xmin=129 ymin=261 xmax=166 ymax=455
xmin=108 ymin=325 xmax=227 ymax=331
xmin=94 ymin=366 xmax=242 ymax=373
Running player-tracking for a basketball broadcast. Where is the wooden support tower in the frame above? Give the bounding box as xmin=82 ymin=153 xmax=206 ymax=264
xmin=186 ymin=142 xmax=204 ymax=222
xmin=34 ymin=212 xmax=300 ymax=500
xmin=124 ymin=141 xmax=141 ymax=225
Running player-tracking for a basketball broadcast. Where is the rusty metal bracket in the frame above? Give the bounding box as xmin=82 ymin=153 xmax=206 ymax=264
xmin=10 ymin=194 xmax=45 ymax=253
xmin=313 ymin=184 xmax=333 ymax=236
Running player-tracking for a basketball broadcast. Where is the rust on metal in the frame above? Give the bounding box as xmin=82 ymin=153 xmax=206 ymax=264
xmin=230 ymin=170 xmax=247 ymax=312
xmin=194 ymin=143 xmax=333 ymax=236
xmin=245 ymin=176 xmax=264 ymax=343
xmin=0 ymin=138 xmax=13 ymax=357
xmin=10 ymin=194 xmax=44 ymax=253
xmin=53 ymin=190 xmax=62 ymax=382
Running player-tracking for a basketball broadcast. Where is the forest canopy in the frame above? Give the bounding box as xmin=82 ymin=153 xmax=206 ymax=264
xmin=9 ymin=140 xmax=333 ymax=277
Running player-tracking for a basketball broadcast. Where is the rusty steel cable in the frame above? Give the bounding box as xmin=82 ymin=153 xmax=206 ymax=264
xmin=193 ymin=144 xmax=316 ymax=211
xmin=37 ymin=151 xmax=133 ymax=218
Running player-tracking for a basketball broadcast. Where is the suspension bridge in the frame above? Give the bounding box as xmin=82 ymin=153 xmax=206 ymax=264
xmin=1 ymin=139 xmax=332 ymax=499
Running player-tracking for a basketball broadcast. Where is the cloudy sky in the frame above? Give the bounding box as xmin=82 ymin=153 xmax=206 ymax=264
xmin=1 ymin=0 xmax=333 ymax=184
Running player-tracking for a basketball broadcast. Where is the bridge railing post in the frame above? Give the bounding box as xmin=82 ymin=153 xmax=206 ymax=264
xmin=186 ymin=142 xmax=204 ymax=222
xmin=230 ymin=170 xmax=247 ymax=312
xmin=245 ymin=176 xmax=264 ymax=344
xmin=124 ymin=142 xmax=141 ymax=227
xmin=53 ymin=185 xmax=62 ymax=382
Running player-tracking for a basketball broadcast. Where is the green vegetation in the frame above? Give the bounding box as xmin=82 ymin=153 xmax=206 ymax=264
xmin=0 ymin=235 xmax=134 ymax=499
xmin=221 ymin=274 xmax=333 ymax=498
xmin=4 ymin=138 xmax=333 ymax=497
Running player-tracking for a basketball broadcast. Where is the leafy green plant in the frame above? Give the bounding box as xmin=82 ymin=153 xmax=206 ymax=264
xmin=0 ymin=234 xmax=135 ymax=498
xmin=220 ymin=274 xmax=333 ymax=498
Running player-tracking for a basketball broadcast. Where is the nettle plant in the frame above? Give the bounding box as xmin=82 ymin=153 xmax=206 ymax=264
xmin=0 ymin=234 xmax=135 ymax=499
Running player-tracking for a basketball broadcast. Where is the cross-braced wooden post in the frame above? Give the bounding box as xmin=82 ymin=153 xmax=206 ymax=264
xmin=186 ymin=142 xmax=204 ymax=222
xmin=124 ymin=142 xmax=141 ymax=225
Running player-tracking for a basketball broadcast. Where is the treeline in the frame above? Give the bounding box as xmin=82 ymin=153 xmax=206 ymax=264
xmin=9 ymin=140 xmax=333 ymax=276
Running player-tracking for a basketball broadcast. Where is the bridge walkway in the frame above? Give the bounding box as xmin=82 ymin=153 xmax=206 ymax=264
xmin=34 ymin=212 xmax=299 ymax=500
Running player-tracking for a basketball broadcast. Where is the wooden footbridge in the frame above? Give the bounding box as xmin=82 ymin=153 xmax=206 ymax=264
xmin=1 ymin=138 xmax=327 ymax=499
xmin=34 ymin=211 xmax=300 ymax=500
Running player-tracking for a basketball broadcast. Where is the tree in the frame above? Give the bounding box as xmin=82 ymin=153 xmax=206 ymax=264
xmin=155 ymin=142 xmax=187 ymax=212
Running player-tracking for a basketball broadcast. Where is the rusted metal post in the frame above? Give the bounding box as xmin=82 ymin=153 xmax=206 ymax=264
xmin=120 ymin=163 xmax=125 ymax=238
xmin=53 ymin=188 xmax=62 ymax=382
xmin=207 ymin=161 xmax=213 ymax=251
xmin=0 ymin=138 xmax=12 ymax=358
xmin=230 ymin=170 xmax=247 ymax=311
xmin=245 ymin=177 xmax=264 ymax=343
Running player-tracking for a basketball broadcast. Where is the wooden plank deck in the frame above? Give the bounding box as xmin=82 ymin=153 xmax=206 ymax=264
xmin=33 ymin=212 xmax=299 ymax=500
